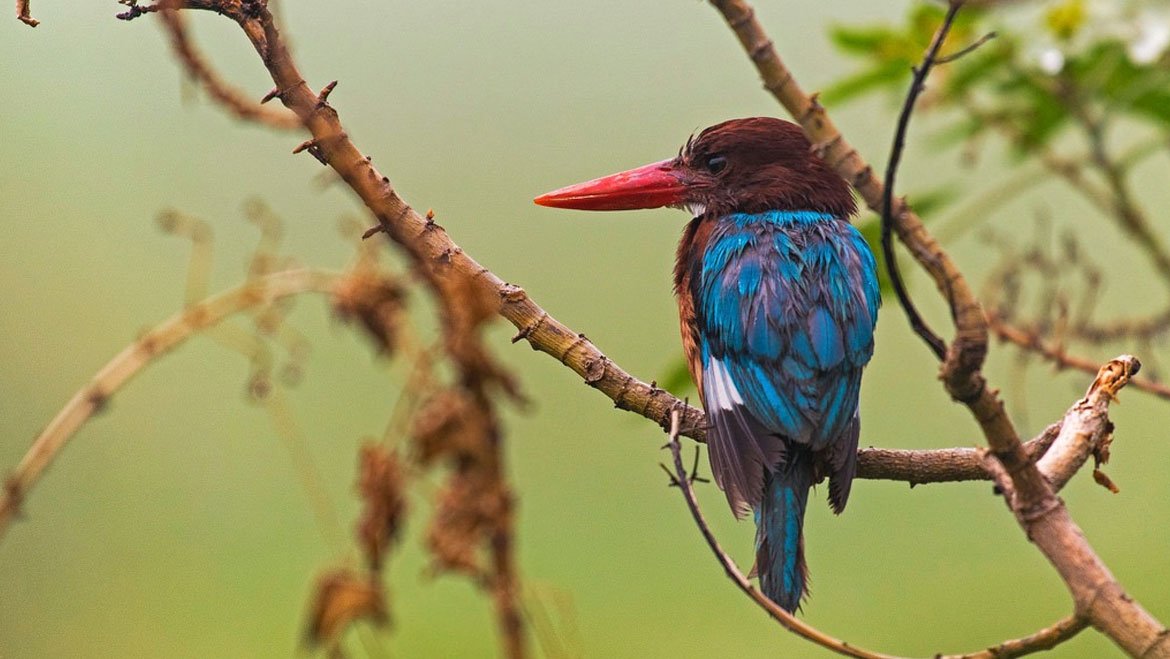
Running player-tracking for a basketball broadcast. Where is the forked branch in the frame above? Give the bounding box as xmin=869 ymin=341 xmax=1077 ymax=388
xmin=666 ymin=408 xmax=1089 ymax=659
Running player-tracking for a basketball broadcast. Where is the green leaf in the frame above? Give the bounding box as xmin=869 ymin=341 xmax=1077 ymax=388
xmin=821 ymin=60 xmax=909 ymax=105
xmin=828 ymin=25 xmax=904 ymax=57
xmin=658 ymin=357 xmax=695 ymax=396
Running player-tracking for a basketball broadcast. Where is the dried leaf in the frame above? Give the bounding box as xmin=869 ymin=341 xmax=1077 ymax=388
xmin=304 ymin=570 xmax=388 ymax=647
xmin=356 ymin=444 xmax=408 ymax=571
xmin=411 ymin=390 xmax=488 ymax=464
xmin=426 ymin=473 xmax=510 ymax=578
xmin=332 ymin=273 xmax=406 ymax=354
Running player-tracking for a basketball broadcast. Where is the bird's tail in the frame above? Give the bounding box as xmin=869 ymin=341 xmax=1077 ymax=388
xmin=755 ymin=449 xmax=813 ymax=613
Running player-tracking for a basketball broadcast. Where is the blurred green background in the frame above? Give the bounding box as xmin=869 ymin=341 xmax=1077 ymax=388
xmin=2 ymin=1 xmax=1168 ymax=657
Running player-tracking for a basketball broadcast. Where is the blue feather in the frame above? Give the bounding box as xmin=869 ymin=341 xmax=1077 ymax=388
xmin=696 ymin=210 xmax=880 ymax=611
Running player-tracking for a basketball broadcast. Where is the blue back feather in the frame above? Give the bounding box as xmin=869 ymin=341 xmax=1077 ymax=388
xmin=698 ymin=210 xmax=878 ymax=449
xmin=695 ymin=210 xmax=879 ymax=612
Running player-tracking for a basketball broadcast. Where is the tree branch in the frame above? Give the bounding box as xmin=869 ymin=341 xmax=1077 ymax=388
xmin=948 ymin=615 xmax=1087 ymax=659
xmin=708 ymin=1 xmax=1169 ymax=655
xmin=667 ymin=408 xmax=1088 ymax=659
xmin=1035 ymin=355 xmax=1137 ymax=492
xmin=0 ymin=268 xmax=348 ymax=537
xmin=145 ymin=3 xmax=301 ymax=130
xmin=879 ymin=1 xmax=959 ymax=360
xmin=990 ymin=314 xmax=1170 ymax=401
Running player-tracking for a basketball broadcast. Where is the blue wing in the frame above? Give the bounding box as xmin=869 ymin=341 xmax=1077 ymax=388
xmin=696 ymin=211 xmax=879 ymax=515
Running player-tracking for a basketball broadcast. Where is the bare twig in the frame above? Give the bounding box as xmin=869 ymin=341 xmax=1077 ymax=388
xmin=856 ymin=423 xmax=1060 ymax=486
xmin=667 ymin=409 xmax=1088 ymax=659
xmin=880 ymin=1 xmax=963 ymax=360
xmin=948 ymin=615 xmax=1088 ymax=659
xmin=663 ymin=408 xmax=906 ymax=659
xmin=990 ymin=315 xmax=1170 ymax=400
xmin=935 ymin=31 xmax=996 ymax=64
xmin=150 ymin=1 xmax=301 ymax=130
xmin=0 ymin=268 xmax=348 ymax=536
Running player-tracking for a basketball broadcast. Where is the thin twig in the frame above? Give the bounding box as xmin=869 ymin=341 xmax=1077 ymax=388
xmin=880 ymin=1 xmax=965 ymax=360
xmin=948 ymin=615 xmax=1087 ymax=659
xmin=663 ymin=408 xmax=906 ymax=659
xmin=0 ymin=268 xmax=347 ymax=537
xmin=935 ymin=31 xmax=996 ymax=64
xmin=990 ymin=315 xmax=1170 ymax=400
xmin=666 ymin=408 xmax=1088 ymax=659
xmin=154 ymin=1 xmax=301 ymax=130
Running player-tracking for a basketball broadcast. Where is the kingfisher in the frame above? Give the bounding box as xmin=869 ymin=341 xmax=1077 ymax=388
xmin=534 ymin=117 xmax=879 ymax=612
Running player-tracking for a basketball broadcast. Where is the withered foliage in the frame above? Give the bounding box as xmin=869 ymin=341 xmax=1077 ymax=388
xmin=322 ymin=219 xmax=526 ymax=654
xmin=355 ymin=444 xmax=408 ymax=572
xmin=412 ymin=389 xmax=488 ymax=464
xmin=332 ymin=271 xmax=407 ymax=355
xmin=304 ymin=569 xmax=389 ymax=648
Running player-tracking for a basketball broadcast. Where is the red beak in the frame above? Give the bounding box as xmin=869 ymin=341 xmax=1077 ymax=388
xmin=534 ymin=158 xmax=688 ymax=211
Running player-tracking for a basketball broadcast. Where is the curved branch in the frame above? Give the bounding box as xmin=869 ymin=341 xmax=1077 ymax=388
xmin=879 ymin=1 xmax=957 ymax=360
xmin=664 ymin=409 xmax=908 ymax=659
xmin=0 ymin=268 xmax=346 ymax=537
xmin=949 ymin=615 xmax=1087 ymax=659
xmin=140 ymin=2 xmax=301 ymax=130
xmin=667 ymin=409 xmax=1087 ymax=659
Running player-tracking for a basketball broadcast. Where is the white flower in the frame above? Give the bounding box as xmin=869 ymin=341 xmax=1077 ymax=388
xmin=1126 ymin=10 xmax=1170 ymax=63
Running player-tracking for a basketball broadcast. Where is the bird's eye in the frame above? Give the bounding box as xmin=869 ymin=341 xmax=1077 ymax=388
xmin=704 ymin=155 xmax=728 ymax=174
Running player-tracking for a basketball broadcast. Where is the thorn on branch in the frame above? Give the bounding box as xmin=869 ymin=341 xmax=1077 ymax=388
xmin=293 ymin=138 xmax=328 ymax=165
xmin=510 ymin=312 xmax=549 ymax=344
xmin=316 ymin=80 xmax=338 ymax=107
xmin=260 ymin=87 xmax=281 ymax=104
xmin=797 ymin=92 xmax=822 ymax=125
xmin=362 ymin=224 xmax=386 ymax=240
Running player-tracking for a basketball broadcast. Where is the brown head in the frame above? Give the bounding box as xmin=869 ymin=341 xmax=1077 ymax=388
xmin=534 ymin=117 xmax=856 ymax=219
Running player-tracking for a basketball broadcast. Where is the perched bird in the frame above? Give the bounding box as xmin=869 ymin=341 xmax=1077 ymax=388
xmin=534 ymin=117 xmax=879 ymax=612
